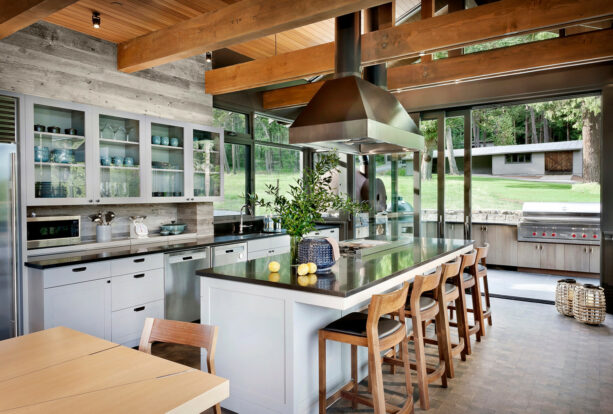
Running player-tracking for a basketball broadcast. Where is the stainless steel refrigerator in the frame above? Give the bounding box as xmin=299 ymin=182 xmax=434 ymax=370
xmin=0 ymin=94 xmax=21 ymax=339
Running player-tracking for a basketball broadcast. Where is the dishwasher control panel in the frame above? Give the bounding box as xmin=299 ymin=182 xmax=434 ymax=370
xmin=212 ymin=242 xmax=247 ymax=266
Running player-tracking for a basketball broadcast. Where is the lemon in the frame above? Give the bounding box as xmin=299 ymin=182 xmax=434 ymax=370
xmin=268 ymin=261 xmax=281 ymax=273
xmin=308 ymin=274 xmax=318 ymax=285
xmin=297 ymin=263 xmax=309 ymax=276
xmin=297 ymin=275 xmax=309 ymax=286
xmin=268 ymin=272 xmax=280 ymax=282
xmin=307 ymin=262 xmax=317 ymax=274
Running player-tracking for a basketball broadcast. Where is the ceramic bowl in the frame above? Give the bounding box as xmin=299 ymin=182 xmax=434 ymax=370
xmin=160 ymin=230 xmax=170 ymax=236
xmin=170 ymin=137 xmax=179 ymax=147
xmin=65 ymin=128 xmax=77 ymax=135
xmin=34 ymin=124 xmax=46 ymax=132
xmin=34 ymin=146 xmax=50 ymax=162
xmin=112 ymin=156 xmax=123 ymax=166
xmin=123 ymin=157 xmax=134 ymax=167
xmin=100 ymin=156 xmax=112 ymax=166
xmin=160 ymin=223 xmax=186 ymax=235
xmin=152 ymin=135 xmax=161 ymax=145
xmin=161 ymin=136 xmax=170 ymax=146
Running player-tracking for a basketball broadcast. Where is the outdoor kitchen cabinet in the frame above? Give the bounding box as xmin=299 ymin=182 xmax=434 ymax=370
xmin=472 ymin=224 xmax=518 ymax=267
xmin=563 ymin=244 xmax=600 ymax=274
xmin=517 ymin=242 xmax=565 ymax=271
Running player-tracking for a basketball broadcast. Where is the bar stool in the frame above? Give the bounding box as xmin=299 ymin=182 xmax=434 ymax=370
xmin=474 ymin=243 xmax=492 ymax=334
xmin=318 ymin=282 xmax=414 ymax=414
xmin=448 ymin=250 xmax=481 ymax=357
xmin=422 ymin=257 xmax=464 ymax=379
xmin=386 ymin=269 xmax=447 ymax=410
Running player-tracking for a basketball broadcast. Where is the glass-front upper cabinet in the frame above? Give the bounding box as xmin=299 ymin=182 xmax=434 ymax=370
xmin=95 ymin=109 xmax=146 ymax=203
xmin=26 ymin=97 xmax=93 ymax=205
xmin=149 ymin=118 xmax=186 ymax=201
xmin=190 ymin=127 xmax=223 ymax=201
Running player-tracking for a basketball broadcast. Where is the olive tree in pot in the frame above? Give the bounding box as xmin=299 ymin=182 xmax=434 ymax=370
xmin=249 ymin=152 xmax=367 ymax=263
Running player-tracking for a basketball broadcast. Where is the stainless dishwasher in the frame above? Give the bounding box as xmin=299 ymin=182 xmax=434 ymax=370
xmin=212 ymin=242 xmax=247 ymax=266
xmin=164 ymin=248 xmax=209 ymax=323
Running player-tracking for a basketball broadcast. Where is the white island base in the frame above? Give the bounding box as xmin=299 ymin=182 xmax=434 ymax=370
xmin=199 ymin=243 xmax=471 ymax=413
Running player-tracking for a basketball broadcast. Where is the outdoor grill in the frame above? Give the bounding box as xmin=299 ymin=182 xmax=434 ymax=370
xmin=518 ymin=202 xmax=601 ymax=245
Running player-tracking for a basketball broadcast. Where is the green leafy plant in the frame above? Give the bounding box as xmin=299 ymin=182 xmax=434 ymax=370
xmin=249 ymin=152 xmax=367 ymax=240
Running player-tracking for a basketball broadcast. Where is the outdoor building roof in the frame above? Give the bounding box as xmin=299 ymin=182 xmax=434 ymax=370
xmin=433 ymin=140 xmax=583 ymax=158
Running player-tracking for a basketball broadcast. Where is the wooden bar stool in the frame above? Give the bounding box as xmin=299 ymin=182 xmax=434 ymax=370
xmin=448 ymin=250 xmax=481 ymax=357
xmin=386 ymin=269 xmax=447 ymax=410
xmin=318 ymin=282 xmax=414 ymax=414
xmin=474 ymin=243 xmax=492 ymax=334
xmin=422 ymin=258 xmax=464 ymax=379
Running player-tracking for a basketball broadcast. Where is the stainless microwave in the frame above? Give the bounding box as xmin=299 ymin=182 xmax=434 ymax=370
xmin=27 ymin=216 xmax=81 ymax=249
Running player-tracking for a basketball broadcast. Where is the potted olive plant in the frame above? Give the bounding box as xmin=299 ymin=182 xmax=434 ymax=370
xmin=250 ymin=152 xmax=367 ymax=263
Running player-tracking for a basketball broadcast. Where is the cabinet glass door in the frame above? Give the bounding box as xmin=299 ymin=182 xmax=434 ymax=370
xmin=192 ymin=129 xmax=221 ymax=198
xmin=151 ymin=122 xmax=184 ymax=198
xmin=98 ymin=114 xmax=141 ymax=199
xmin=32 ymin=104 xmax=87 ymax=201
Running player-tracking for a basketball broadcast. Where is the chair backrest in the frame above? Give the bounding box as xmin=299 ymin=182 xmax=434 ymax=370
xmin=477 ymin=243 xmax=489 ymax=265
xmin=410 ymin=268 xmax=442 ymax=312
xmin=368 ymin=281 xmax=410 ymax=321
xmin=441 ymin=257 xmax=462 ymax=287
xmin=139 ymin=318 xmax=218 ymax=365
xmin=460 ymin=249 xmax=477 ymax=275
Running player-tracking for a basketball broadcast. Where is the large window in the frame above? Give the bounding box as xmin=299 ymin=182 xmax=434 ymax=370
xmin=213 ymin=108 xmax=248 ymax=134
xmin=255 ymin=145 xmax=302 ymax=215
xmin=254 ymin=114 xmax=289 ymax=144
xmin=215 ymin=143 xmax=250 ymax=216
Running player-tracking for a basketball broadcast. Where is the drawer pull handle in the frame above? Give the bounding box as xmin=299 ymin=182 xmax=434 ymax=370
xmin=72 ymin=267 xmax=86 ymax=272
xmin=225 ymin=249 xmax=234 ymax=253
xmin=134 ymin=306 xmax=145 ymax=312
xmin=182 ymin=256 xmax=193 ymax=261
xmin=133 ymin=273 xmax=145 ymax=278
xmin=134 ymin=258 xmax=145 ymax=263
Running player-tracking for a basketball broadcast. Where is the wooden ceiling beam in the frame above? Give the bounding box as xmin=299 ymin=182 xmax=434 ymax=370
xmin=207 ymin=0 xmax=613 ymax=95
xmin=387 ymin=28 xmax=613 ymax=90
xmin=262 ymin=29 xmax=613 ymax=109
xmin=0 ymin=0 xmax=78 ymax=39
xmin=117 ymin=0 xmax=389 ymax=73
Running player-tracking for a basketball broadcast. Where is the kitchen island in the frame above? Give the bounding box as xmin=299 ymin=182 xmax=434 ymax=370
xmin=196 ymin=237 xmax=473 ymax=414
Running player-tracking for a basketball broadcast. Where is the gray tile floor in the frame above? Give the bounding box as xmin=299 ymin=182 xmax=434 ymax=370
xmin=486 ymin=269 xmax=598 ymax=301
xmin=329 ymin=297 xmax=612 ymax=414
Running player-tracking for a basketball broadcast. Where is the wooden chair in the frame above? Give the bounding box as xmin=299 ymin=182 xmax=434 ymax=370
xmin=318 ymin=282 xmax=413 ymax=414
xmin=473 ymin=243 xmax=492 ymax=335
xmin=139 ymin=318 xmax=221 ymax=414
xmin=448 ymin=250 xmax=481 ymax=357
xmin=422 ymin=258 xmax=464 ymax=379
xmin=387 ymin=268 xmax=447 ymax=410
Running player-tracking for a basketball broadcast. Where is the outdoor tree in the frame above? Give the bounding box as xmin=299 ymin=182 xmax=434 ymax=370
xmin=420 ymin=120 xmax=437 ymax=180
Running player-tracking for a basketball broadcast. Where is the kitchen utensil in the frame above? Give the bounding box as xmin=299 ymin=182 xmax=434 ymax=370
xmin=34 ymin=124 xmax=46 ymax=132
xmin=34 ymin=146 xmax=49 ymax=162
xmin=152 ymin=135 xmax=161 ymax=145
xmin=129 ymin=216 xmax=148 ymax=239
xmin=161 ymin=136 xmax=170 ymax=146
xmin=160 ymin=221 xmax=186 ymax=235
xmin=123 ymin=157 xmax=134 ymax=167
xmin=104 ymin=211 xmax=115 ymax=225
xmin=47 ymin=126 xmax=60 ymax=133
xmin=112 ymin=156 xmax=123 ymax=167
xmin=170 ymin=137 xmax=179 ymax=147
xmin=65 ymin=128 xmax=77 ymax=135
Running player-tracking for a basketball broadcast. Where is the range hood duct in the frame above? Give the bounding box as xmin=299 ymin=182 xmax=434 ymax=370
xmin=289 ymin=12 xmax=424 ymax=155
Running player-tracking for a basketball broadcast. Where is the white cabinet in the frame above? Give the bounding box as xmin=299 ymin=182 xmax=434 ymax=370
xmin=111 ymin=300 xmax=163 ymax=346
xmin=306 ymin=227 xmax=340 ymax=241
xmin=248 ymin=235 xmax=290 ymax=260
xmin=43 ymin=278 xmax=112 ymax=340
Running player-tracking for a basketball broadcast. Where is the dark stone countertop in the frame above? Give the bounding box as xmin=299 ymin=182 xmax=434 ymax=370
xmin=196 ymin=237 xmax=473 ymax=298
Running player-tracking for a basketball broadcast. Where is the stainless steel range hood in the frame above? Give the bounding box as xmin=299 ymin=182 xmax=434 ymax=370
xmin=289 ymin=13 xmax=424 ymax=155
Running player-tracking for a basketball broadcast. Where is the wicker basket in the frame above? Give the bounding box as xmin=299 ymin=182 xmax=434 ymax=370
xmin=555 ymin=279 xmax=577 ymax=316
xmin=573 ymin=284 xmax=607 ymax=325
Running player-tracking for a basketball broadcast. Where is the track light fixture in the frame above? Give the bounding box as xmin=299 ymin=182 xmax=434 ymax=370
xmin=205 ymin=51 xmax=212 ymax=63
xmin=92 ymin=11 xmax=101 ymax=29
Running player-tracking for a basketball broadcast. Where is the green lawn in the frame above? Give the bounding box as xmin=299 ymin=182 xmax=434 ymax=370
xmin=217 ymin=172 xmax=601 ymax=214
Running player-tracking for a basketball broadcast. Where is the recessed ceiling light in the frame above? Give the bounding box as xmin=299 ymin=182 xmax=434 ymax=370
xmin=205 ymin=51 xmax=212 ymax=63
xmin=419 ymin=52 xmax=425 ymax=57
xmin=92 ymin=11 xmax=101 ymax=29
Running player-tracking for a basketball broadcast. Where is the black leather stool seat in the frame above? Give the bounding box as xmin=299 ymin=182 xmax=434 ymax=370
xmin=444 ymin=283 xmax=458 ymax=295
xmin=323 ymin=312 xmax=403 ymax=339
xmin=462 ymin=272 xmax=475 ymax=283
xmin=478 ymin=264 xmax=486 ymax=272
xmin=406 ymin=296 xmax=437 ymax=312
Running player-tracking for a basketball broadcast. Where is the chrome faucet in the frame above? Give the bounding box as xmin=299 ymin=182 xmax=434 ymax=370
xmin=238 ymin=204 xmax=253 ymax=234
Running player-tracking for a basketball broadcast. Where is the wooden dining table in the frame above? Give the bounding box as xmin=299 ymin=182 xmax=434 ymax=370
xmin=0 ymin=326 xmax=229 ymax=413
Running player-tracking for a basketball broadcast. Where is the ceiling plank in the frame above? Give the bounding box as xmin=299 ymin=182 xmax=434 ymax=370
xmin=117 ymin=0 xmax=389 ymax=73
xmin=387 ymin=29 xmax=613 ymax=90
xmin=206 ymin=0 xmax=613 ymax=95
xmin=0 ymin=0 xmax=78 ymax=39
xmin=262 ymin=29 xmax=613 ymax=109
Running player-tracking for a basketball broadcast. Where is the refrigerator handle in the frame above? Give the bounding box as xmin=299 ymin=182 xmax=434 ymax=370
xmin=10 ymin=153 xmax=18 ymax=337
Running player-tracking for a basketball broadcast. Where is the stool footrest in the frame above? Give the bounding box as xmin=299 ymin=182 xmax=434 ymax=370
xmin=340 ymin=389 xmax=405 ymax=413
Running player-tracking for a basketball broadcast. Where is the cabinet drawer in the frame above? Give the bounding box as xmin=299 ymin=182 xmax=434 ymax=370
xmin=307 ymin=228 xmax=339 ymax=240
xmin=42 ymin=261 xmax=111 ymax=288
xmin=248 ymin=245 xmax=291 ymax=260
xmin=110 ymin=254 xmax=163 ymax=276
xmin=247 ymin=235 xmax=290 ymax=253
xmin=111 ymin=268 xmax=164 ymax=311
xmin=111 ymin=299 xmax=163 ymax=347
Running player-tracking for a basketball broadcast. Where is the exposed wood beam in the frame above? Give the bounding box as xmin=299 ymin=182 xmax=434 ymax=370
xmin=0 ymin=0 xmax=78 ymax=39
xmin=387 ymin=29 xmax=613 ymax=90
xmin=262 ymin=29 xmax=613 ymax=109
xmin=419 ymin=0 xmax=435 ymax=63
xmin=117 ymin=0 xmax=389 ymax=73
xmin=206 ymin=0 xmax=613 ymax=95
